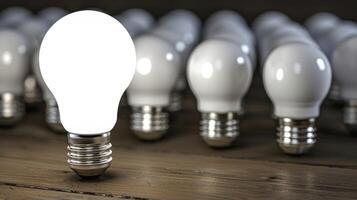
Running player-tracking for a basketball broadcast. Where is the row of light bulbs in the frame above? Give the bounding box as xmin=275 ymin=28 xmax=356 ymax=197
xmin=0 ymin=7 xmax=355 ymax=178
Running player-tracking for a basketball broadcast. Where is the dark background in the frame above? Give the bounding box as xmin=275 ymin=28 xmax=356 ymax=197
xmin=1 ymin=0 xmax=357 ymax=23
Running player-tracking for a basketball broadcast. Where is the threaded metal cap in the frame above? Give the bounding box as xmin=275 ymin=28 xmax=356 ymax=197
xmin=200 ymin=112 xmax=239 ymax=148
xmin=67 ymin=132 xmax=112 ymax=177
xmin=277 ymin=118 xmax=316 ymax=155
xmin=0 ymin=93 xmax=25 ymax=126
xmin=131 ymin=106 xmax=169 ymax=141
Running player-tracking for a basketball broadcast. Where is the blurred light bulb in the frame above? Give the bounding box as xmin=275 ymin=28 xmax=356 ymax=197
xmin=38 ymin=7 xmax=69 ymax=25
xmin=33 ymin=49 xmax=64 ymax=132
xmin=331 ymin=36 xmax=357 ymax=134
xmin=39 ymin=11 xmax=136 ymax=177
xmin=187 ymin=39 xmax=253 ymax=147
xmin=0 ymin=7 xmax=32 ymax=28
xmin=152 ymin=11 xmax=201 ymax=112
xmin=17 ymin=17 xmax=51 ymax=105
xmin=263 ymin=43 xmax=331 ymax=155
xmin=115 ymin=9 xmax=154 ymax=38
xmin=0 ymin=29 xmax=29 ymax=125
xmin=127 ymin=34 xmax=181 ymax=140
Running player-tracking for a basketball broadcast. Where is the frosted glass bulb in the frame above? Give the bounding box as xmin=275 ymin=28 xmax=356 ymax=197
xmin=17 ymin=17 xmax=50 ymax=50
xmin=38 ymin=7 xmax=69 ymax=25
xmin=127 ymin=34 xmax=181 ymax=140
xmin=150 ymin=26 xmax=191 ymax=112
xmin=39 ymin=11 xmax=136 ymax=177
xmin=263 ymin=43 xmax=331 ymax=155
xmin=205 ymin=10 xmax=247 ymax=30
xmin=331 ymin=36 xmax=357 ymax=134
xmin=158 ymin=10 xmax=201 ymax=46
xmin=32 ymin=49 xmax=64 ymax=132
xmin=187 ymin=39 xmax=253 ymax=147
xmin=206 ymin=33 xmax=256 ymax=70
xmin=253 ymin=11 xmax=290 ymax=38
xmin=115 ymin=9 xmax=154 ymax=38
xmin=0 ymin=29 xmax=29 ymax=125
xmin=154 ymin=11 xmax=200 ymax=113
xmin=322 ymin=22 xmax=357 ymax=57
xmin=0 ymin=7 xmax=32 ymax=27
xmin=305 ymin=12 xmax=339 ymax=39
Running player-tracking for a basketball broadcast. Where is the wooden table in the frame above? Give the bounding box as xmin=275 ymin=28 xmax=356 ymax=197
xmin=1 ymin=77 xmax=357 ymax=200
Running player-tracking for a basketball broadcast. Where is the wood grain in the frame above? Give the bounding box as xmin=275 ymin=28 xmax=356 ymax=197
xmin=1 ymin=77 xmax=357 ymax=199
xmin=0 ymin=185 xmax=116 ymax=200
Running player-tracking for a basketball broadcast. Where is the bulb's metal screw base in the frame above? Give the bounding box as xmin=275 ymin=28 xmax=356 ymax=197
xmin=0 ymin=93 xmax=25 ymax=126
xmin=328 ymin=83 xmax=342 ymax=102
xmin=45 ymin=99 xmax=65 ymax=133
xmin=344 ymin=100 xmax=357 ymax=136
xmin=24 ymin=74 xmax=42 ymax=105
xmin=131 ymin=106 xmax=169 ymax=141
xmin=200 ymin=112 xmax=239 ymax=148
xmin=168 ymin=90 xmax=183 ymax=112
xmin=277 ymin=118 xmax=316 ymax=155
xmin=67 ymin=132 xmax=112 ymax=178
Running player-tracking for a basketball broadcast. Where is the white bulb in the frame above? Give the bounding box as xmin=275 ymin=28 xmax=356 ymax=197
xmin=158 ymin=10 xmax=201 ymax=46
xmin=322 ymin=22 xmax=357 ymax=57
xmin=188 ymin=39 xmax=252 ymax=112
xmin=305 ymin=12 xmax=339 ymax=38
xmin=39 ymin=10 xmax=136 ymax=177
xmin=115 ymin=9 xmax=154 ymax=38
xmin=16 ymin=17 xmax=50 ymax=50
xmin=331 ymin=35 xmax=357 ymax=133
xmin=127 ymin=34 xmax=181 ymax=140
xmin=263 ymin=43 xmax=331 ymax=155
xmin=205 ymin=10 xmax=247 ymax=30
xmin=38 ymin=7 xmax=69 ymax=25
xmin=253 ymin=11 xmax=290 ymax=38
xmin=187 ymin=39 xmax=253 ymax=147
xmin=0 ymin=7 xmax=32 ymax=27
xmin=0 ymin=29 xmax=29 ymax=124
xmin=128 ymin=35 xmax=181 ymax=106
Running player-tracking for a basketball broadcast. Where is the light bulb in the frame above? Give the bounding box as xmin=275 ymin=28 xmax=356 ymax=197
xmin=305 ymin=13 xmax=340 ymax=40
xmin=38 ymin=7 xmax=69 ymax=25
xmin=152 ymin=11 xmax=201 ymax=112
xmin=187 ymin=39 xmax=253 ymax=147
xmin=115 ymin=9 xmax=154 ymax=38
xmin=263 ymin=43 xmax=331 ymax=155
xmin=0 ymin=29 xmax=29 ymax=125
xmin=331 ymin=35 xmax=357 ymax=134
xmin=127 ymin=34 xmax=181 ymax=140
xmin=316 ymin=22 xmax=357 ymax=103
xmin=39 ymin=11 xmax=136 ymax=177
xmin=252 ymin=11 xmax=290 ymax=39
xmin=32 ymin=49 xmax=64 ymax=132
xmin=0 ymin=7 xmax=32 ymax=28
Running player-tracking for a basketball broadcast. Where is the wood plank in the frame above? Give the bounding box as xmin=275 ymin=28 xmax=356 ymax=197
xmin=0 ymin=185 xmax=117 ymax=200
xmin=1 ymin=134 xmax=357 ymax=200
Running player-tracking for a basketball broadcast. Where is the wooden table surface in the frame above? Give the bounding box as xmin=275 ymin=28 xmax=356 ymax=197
xmin=1 ymin=77 xmax=357 ymax=200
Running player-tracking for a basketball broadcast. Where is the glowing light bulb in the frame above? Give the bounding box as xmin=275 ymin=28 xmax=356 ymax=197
xmin=39 ymin=11 xmax=136 ymax=177
xmin=263 ymin=43 xmax=331 ymax=155
xmin=187 ymin=39 xmax=253 ymax=147
xmin=0 ymin=29 xmax=29 ymax=125
xmin=127 ymin=34 xmax=181 ymax=140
